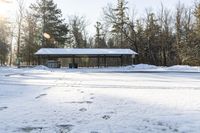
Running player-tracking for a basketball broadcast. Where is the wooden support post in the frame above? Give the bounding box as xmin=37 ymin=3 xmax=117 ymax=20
xmin=72 ymin=56 xmax=75 ymax=64
xmin=104 ymin=55 xmax=107 ymax=67
xmin=37 ymin=56 xmax=40 ymax=65
xmin=87 ymin=57 xmax=90 ymax=68
xmin=131 ymin=55 xmax=135 ymax=65
xmin=97 ymin=56 xmax=100 ymax=68
xmin=121 ymin=55 xmax=123 ymax=66
xmin=70 ymin=56 xmax=76 ymax=68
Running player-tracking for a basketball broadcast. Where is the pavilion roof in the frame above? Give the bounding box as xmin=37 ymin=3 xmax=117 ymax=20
xmin=35 ymin=48 xmax=137 ymax=56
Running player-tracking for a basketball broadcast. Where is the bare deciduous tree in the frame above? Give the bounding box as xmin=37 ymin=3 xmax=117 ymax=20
xmin=16 ymin=0 xmax=25 ymax=67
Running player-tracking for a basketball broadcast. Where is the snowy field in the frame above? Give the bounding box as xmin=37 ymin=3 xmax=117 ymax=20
xmin=1 ymin=65 xmax=200 ymax=133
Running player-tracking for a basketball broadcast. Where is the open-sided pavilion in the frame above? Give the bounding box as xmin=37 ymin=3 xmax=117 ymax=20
xmin=35 ymin=48 xmax=137 ymax=68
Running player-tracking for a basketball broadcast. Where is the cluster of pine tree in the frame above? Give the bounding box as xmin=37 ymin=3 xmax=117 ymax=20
xmin=102 ymin=0 xmax=200 ymax=66
xmin=0 ymin=17 xmax=10 ymax=65
xmin=1 ymin=0 xmax=200 ymax=66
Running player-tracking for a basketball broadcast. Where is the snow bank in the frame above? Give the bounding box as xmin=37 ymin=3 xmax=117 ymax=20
xmin=30 ymin=64 xmax=200 ymax=73
xmin=33 ymin=65 xmax=49 ymax=70
xmin=166 ymin=65 xmax=200 ymax=72
xmin=133 ymin=64 xmax=157 ymax=69
xmin=133 ymin=64 xmax=200 ymax=72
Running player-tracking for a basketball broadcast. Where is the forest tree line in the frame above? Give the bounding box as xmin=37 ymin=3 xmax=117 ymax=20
xmin=0 ymin=0 xmax=200 ymax=66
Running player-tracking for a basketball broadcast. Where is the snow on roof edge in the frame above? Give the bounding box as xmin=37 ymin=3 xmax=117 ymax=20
xmin=35 ymin=48 xmax=138 ymax=55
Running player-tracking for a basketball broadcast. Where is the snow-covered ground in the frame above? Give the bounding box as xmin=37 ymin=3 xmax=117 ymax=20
xmin=1 ymin=65 xmax=200 ymax=133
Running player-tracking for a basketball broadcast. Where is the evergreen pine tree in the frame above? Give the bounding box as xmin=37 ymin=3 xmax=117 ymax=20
xmin=112 ymin=0 xmax=129 ymax=48
xmin=30 ymin=0 xmax=69 ymax=48
xmin=0 ymin=17 xmax=10 ymax=65
xmin=68 ymin=15 xmax=88 ymax=48
xmin=94 ymin=22 xmax=107 ymax=48
xmin=21 ymin=12 xmax=40 ymax=65
xmin=144 ymin=13 xmax=161 ymax=65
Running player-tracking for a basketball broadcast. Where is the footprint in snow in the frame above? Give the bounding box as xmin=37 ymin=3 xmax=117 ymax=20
xmin=102 ymin=115 xmax=111 ymax=120
xmin=19 ymin=126 xmax=43 ymax=132
xmin=43 ymin=87 xmax=51 ymax=90
xmin=56 ymin=124 xmax=74 ymax=133
xmin=106 ymin=111 xmax=115 ymax=114
xmin=90 ymin=131 xmax=99 ymax=133
xmin=66 ymin=101 xmax=93 ymax=104
xmin=147 ymin=119 xmax=179 ymax=133
xmin=35 ymin=94 xmax=47 ymax=99
xmin=79 ymin=108 xmax=87 ymax=112
xmin=90 ymin=97 xmax=95 ymax=100
xmin=0 ymin=106 xmax=8 ymax=111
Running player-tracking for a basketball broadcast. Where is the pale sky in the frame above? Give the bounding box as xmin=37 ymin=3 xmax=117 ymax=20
xmin=0 ymin=0 xmax=193 ymax=35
